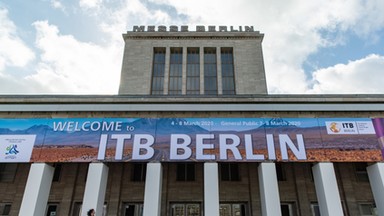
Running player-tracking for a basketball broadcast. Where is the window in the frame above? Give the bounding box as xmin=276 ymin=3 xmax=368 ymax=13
xmin=0 ymin=203 xmax=11 ymax=216
xmin=151 ymin=47 xmax=166 ymax=95
xmin=170 ymin=203 xmax=200 ymax=216
xmin=219 ymin=203 xmax=247 ymax=216
xmin=46 ymin=203 xmax=58 ymax=216
xmin=121 ymin=203 xmax=143 ymax=216
xmin=355 ymin=163 xmax=369 ymax=182
xmin=176 ymin=163 xmax=195 ymax=181
xmin=281 ymin=203 xmax=296 ymax=216
xmin=359 ymin=203 xmax=378 ymax=216
xmin=0 ymin=163 xmax=17 ymax=182
xmin=310 ymin=203 xmax=320 ymax=216
xmin=204 ymin=48 xmax=217 ymax=95
xmin=131 ymin=163 xmax=146 ymax=182
xmin=220 ymin=163 xmax=240 ymax=181
xmin=221 ymin=48 xmax=235 ymax=95
xmin=169 ymin=47 xmax=183 ymax=95
xmin=150 ymin=46 xmax=235 ymax=95
xmin=186 ymin=48 xmax=200 ymax=95
xmin=53 ymin=164 xmax=62 ymax=182
xmin=276 ymin=163 xmax=287 ymax=181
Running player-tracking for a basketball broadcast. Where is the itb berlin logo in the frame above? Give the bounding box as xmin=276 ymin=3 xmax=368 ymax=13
xmin=0 ymin=135 xmax=36 ymax=162
xmin=325 ymin=121 xmax=375 ymax=135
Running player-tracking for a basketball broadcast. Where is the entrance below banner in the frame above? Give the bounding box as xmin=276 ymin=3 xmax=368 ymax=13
xmin=219 ymin=203 xmax=247 ymax=216
xmin=169 ymin=202 xmax=248 ymax=216
xmin=122 ymin=203 xmax=143 ymax=216
xmin=170 ymin=203 xmax=200 ymax=216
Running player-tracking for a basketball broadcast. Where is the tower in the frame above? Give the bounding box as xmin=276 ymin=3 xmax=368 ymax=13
xmin=118 ymin=25 xmax=267 ymax=95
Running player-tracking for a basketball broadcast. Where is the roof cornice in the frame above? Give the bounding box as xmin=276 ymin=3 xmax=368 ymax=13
xmin=0 ymin=95 xmax=383 ymax=112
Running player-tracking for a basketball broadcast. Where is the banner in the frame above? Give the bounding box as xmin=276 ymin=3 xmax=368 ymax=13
xmin=0 ymin=117 xmax=383 ymax=163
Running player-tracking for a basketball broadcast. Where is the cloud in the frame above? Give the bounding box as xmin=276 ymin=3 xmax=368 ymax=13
xmin=351 ymin=1 xmax=384 ymax=42
xmin=26 ymin=21 xmax=121 ymax=94
xmin=309 ymin=54 xmax=384 ymax=94
xmin=24 ymin=0 xmax=176 ymax=94
xmin=50 ymin=0 xmax=65 ymax=10
xmin=0 ymin=8 xmax=35 ymax=71
xmin=0 ymin=73 xmax=47 ymax=94
xmin=79 ymin=0 xmax=103 ymax=10
xmin=97 ymin=0 xmax=175 ymax=42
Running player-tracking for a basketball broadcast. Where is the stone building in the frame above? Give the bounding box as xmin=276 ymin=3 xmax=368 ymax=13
xmin=0 ymin=26 xmax=383 ymax=216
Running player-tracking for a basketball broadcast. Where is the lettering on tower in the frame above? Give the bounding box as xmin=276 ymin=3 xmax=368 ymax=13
xmin=132 ymin=25 xmax=255 ymax=32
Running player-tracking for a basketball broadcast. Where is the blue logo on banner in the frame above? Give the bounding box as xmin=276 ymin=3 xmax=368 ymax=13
xmin=6 ymin=144 xmax=19 ymax=155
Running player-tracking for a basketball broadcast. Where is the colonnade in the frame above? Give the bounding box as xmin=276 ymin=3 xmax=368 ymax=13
xmin=19 ymin=162 xmax=384 ymax=216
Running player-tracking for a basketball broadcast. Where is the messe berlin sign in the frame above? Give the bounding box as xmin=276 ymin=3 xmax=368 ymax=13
xmin=0 ymin=117 xmax=383 ymax=163
xmin=132 ymin=25 xmax=255 ymax=32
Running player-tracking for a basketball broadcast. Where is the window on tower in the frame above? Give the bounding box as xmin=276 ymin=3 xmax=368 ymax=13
xmin=151 ymin=47 xmax=166 ymax=95
xmin=150 ymin=46 xmax=236 ymax=95
xmin=169 ymin=47 xmax=183 ymax=95
xmin=186 ymin=47 xmax=200 ymax=95
xmin=204 ymin=47 xmax=218 ymax=95
xmin=221 ymin=47 xmax=235 ymax=95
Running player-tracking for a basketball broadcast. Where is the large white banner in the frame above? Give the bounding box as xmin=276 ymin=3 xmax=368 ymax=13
xmin=0 ymin=118 xmax=383 ymax=162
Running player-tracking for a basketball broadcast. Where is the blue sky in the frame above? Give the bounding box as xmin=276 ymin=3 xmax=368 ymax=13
xmin=0 ymin=0 xmax=384 ymax=94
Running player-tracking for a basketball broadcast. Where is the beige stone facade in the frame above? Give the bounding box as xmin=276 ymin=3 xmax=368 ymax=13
xmin=118 ymin=31 xmax=267 ymax=95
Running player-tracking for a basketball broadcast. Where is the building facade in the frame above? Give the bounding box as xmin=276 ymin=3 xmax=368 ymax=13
xmin=0 ymin=26 xmax=383 ymax=216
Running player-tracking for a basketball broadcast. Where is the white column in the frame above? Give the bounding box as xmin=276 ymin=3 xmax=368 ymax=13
xmin=367 ymin=163 xmax=384 ymax=215
xmin=258 ymin=162 xmax=281 ymax=216
xmin=204 ymin=162 xmax=220 ymax=216
xmin=19 ymin=163 xmax=54 ymax=216
xmin=312 ymin=163 xmax=343 ymax=216
xmin=143 ymin=163 xmax=162 ymax=216
xmin=81 ymin=163 xmax=109 ymax=216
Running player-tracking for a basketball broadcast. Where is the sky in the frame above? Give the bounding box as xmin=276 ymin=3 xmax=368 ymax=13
xmin=0 ymin=0 xmax=384 ymax=94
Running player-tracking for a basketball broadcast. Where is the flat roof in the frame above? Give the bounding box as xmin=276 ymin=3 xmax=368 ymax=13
xmin=123 ymin=31 xmax=264 ymax=40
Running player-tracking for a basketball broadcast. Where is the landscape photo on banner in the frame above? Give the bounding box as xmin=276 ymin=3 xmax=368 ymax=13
xmin=0 ymin=117 xmax=383 ymax=163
